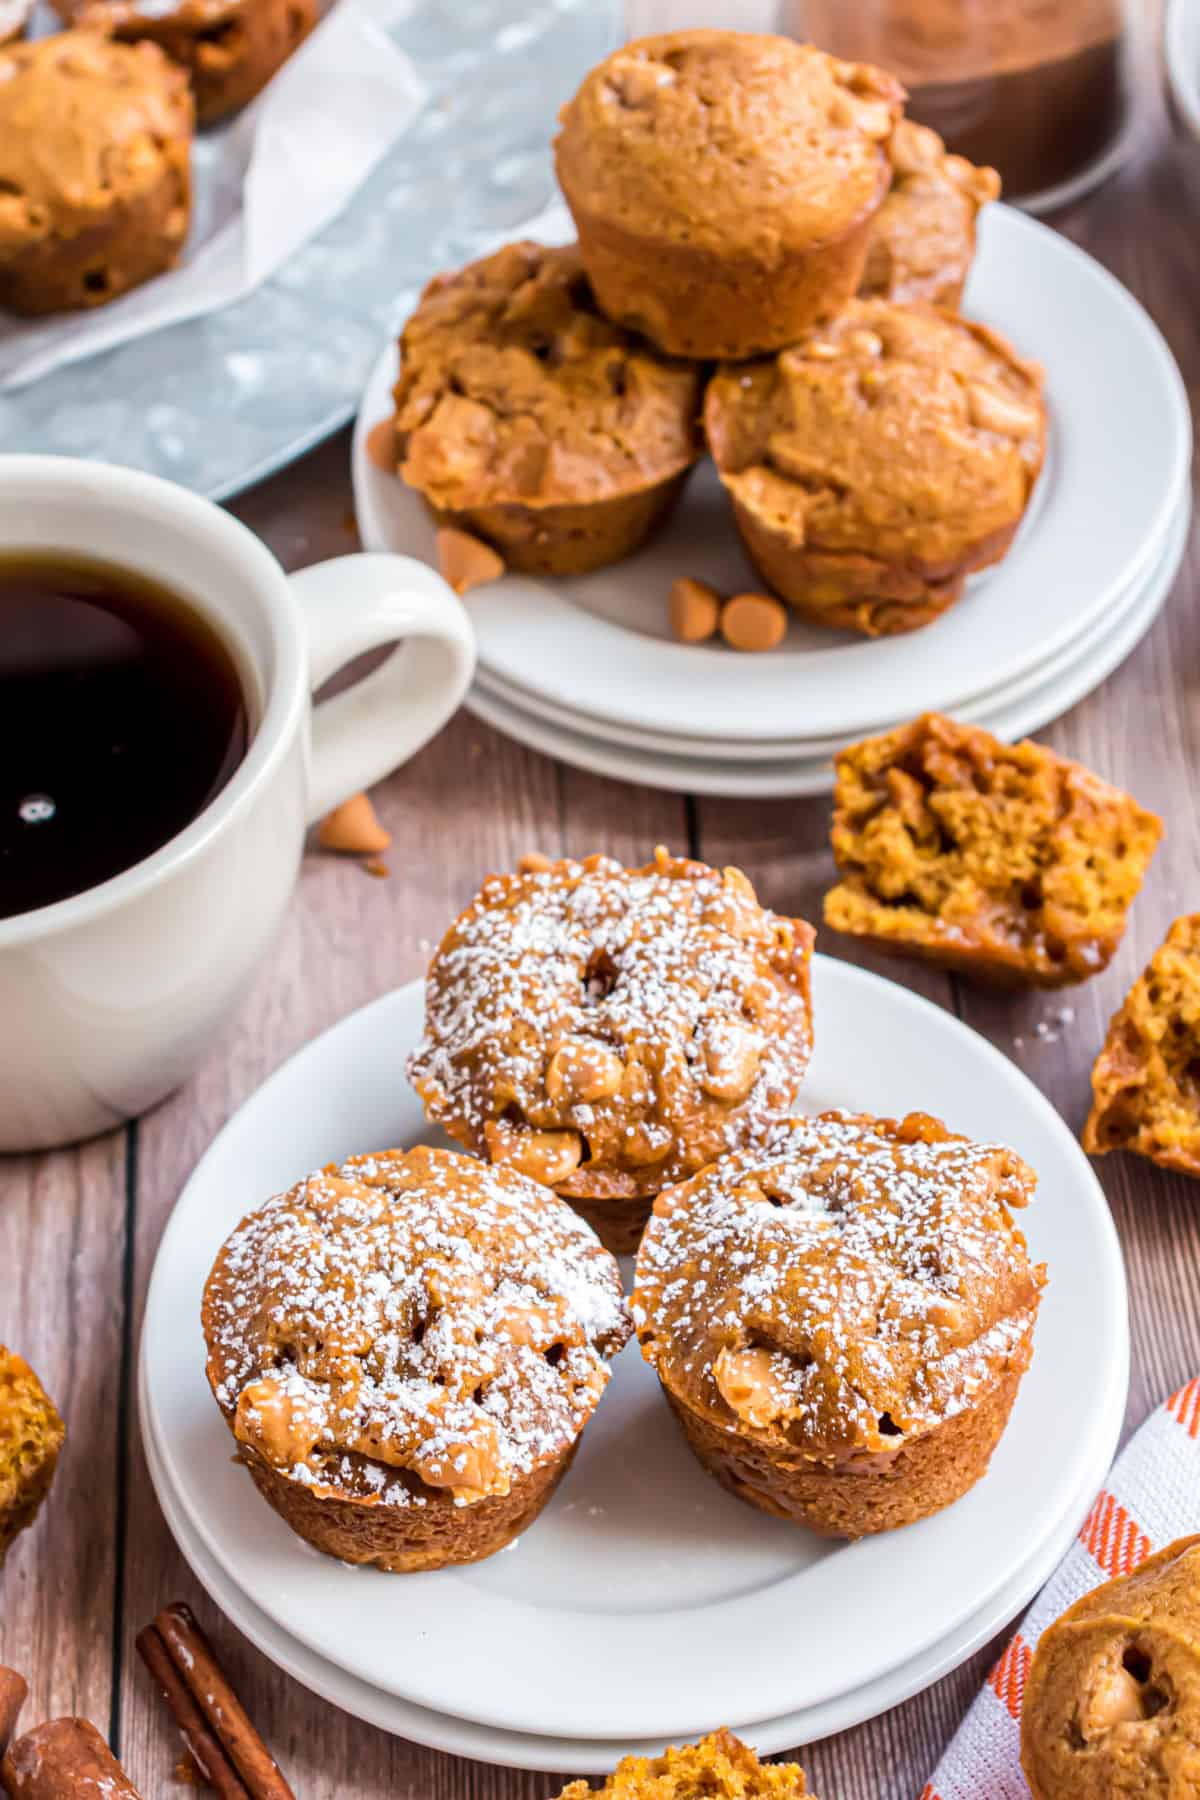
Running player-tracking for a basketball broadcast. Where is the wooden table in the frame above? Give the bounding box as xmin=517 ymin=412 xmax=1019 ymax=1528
xmin=5 ymin=48 xmax=1200 ymax=1800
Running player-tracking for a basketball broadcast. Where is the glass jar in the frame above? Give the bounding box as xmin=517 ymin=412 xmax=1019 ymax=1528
xmin=787 ymin=0 xmax=1136 ymax=211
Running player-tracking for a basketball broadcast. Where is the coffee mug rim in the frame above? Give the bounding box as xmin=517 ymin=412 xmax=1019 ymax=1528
xmin=0 ymin=455 xmax=307 ymax=951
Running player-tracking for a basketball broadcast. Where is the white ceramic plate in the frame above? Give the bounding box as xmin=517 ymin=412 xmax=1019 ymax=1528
xmin=141 ymin=1373 xmax=1117 ymax=1771
xmin=462 ymin=498 xmax=1186 ymax=799
xmin=353 ymin=205 xmax=1190 ymax=747
xmin=1167 ymin=0 xmax=1200 ymax=140
xmin=141 ymin=965 xmax=1128 ymax=1742
xmin=475 ymin=493 xmax=1187 ymax=763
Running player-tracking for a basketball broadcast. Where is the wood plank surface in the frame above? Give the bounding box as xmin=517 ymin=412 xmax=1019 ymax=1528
xmin=5 ymin=16 xmax=1200 ymax=1800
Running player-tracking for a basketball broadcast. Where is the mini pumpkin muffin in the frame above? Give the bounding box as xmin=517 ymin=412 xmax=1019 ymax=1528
xmin=1083 ymin=914 xmax=1200 ymax=1173
xmin=704 ymin=298 xmax=1045 ymax=636
xmin=860 ymin=119 xmax=1001 ymax=309
xmin=392 ymin=240 xmax=702 ymax=577
xmin=824 ymin=714 xmax=1162 ymax=986
xmin=553 ymin=1729 xmax=817 ymax=1799
xmin=202 ymin=1146 xmax=631 ymax=1572
xmin=634 ymin=1110 xmax=1045 ymax=1538
xmin=55 ymin=0 xmax=317 ymax=125
xmin=0 ymin=1347 xmax=65 ymax=1567
xmin=0 ymin=33 xmax=192 ymax=317
xmin=0 ymin=0 xmax=31 ymax=46
xmin=408 ymin=848 xmax=816 ymax=1256
xmin=1021 ymin=1535 xmax=1200 ymax=1799
xmin=554 ymin=31 xmax=904 ymax=360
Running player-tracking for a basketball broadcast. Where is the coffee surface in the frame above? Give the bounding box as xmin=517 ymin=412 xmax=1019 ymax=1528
xmin=0 ymin=555 xmax=249 ymax=920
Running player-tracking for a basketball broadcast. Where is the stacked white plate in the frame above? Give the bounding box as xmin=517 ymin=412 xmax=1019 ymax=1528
xmin=141 ymin=964 xmax=1128 ymax=1771
xmin=353 ymin=202 xmax=1190 ymax=798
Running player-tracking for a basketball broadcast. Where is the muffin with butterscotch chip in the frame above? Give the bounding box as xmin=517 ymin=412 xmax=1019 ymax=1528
xmin=824 ymin=714 xmax=1162 ymax=986
xmin=860 ymin=119 xmax=1001 ymax=309
xmin=1021 ymin=1535 xmax=1200 ymax=1799
xmin=1084 ymin=914 xmax=1200 ymax=1173
xmin=392 ymin=240 xmax=702 ymax=577
xmin=554 ymin=1730 xmax=817 ymax=1800
xmin=634 ymin=1110 xmax=1045 ymax=1538
xmin=202 ymin=1146 xmax=631 ymax=1572
xmin=54 ymin=0 xmax=317 ymax=125
xmin=408 ymin=849 xmax=816 ymax=1256
xmin=555 ymin=32 xmax=903 ymax=361
xmin=704 ymin=298 xmax=1045 ymax=636
xmin=0 ymin=33 xmax=192 ymax=317
xmin=0 ymin=1347 xmax=65 ymax=1567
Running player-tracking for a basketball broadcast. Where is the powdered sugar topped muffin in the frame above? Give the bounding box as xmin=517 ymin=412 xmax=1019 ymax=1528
xmin=634 ymin=1109 xmax=1045 ymax=1537
xmin=408 ymin=849 xmax=816 ymax=1255
xmin=202 ymin=1145 xmax=631 ymax=1571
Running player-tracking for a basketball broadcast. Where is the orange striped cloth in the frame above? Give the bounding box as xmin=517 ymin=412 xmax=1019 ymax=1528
xmin=921 ymin=1377 xmax=1200 ymax=1799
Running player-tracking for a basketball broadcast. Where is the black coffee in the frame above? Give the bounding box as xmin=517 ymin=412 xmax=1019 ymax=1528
xmin=0 ymin=554 xmax=250 ymax=920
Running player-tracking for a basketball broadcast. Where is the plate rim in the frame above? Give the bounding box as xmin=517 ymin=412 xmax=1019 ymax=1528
xmin=141 ymin=960 xmax=1129 ymax=1738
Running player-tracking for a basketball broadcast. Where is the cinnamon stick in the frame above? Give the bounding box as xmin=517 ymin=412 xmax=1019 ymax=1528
xmin=140 ymin=1603 xmax=295 ymax=1800
xmin=2 ymin=1717 xmax=143 ymax=1798
xmin=0 ymin=1670 xmax=26 ymax=1761
xmin=136 ymin=1624 xmax=250 ymax=1800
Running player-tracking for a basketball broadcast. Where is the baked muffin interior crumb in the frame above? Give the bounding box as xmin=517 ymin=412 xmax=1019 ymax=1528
xmin=1085 ymin=915 xmax=1200 ymax=1166
xmin=826 ymin=714 xmax=1161 ymax=982
xmin=554 ymin=1729 xmax=814 ymax=1799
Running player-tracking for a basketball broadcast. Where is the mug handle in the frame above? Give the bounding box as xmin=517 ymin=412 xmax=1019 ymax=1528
xmin=287 ymin=553 xmax=476 ymax=825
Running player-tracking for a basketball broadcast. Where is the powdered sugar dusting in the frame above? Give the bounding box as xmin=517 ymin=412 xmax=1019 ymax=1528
xmin=634 ymin=1110 xmax=1045 ymax=1456
xmin=204 ymin=1147 xmax=631 ymax=1509
xmin=408 ymin=850 xmax=815 ymax=1195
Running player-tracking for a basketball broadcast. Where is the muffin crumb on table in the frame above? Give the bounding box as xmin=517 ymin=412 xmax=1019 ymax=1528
xmin=633 ymin=1109 xmax=1045 ymax=1538
xmin=408 ymin=848 xmax=816 ymax=1254
xmin=824 ymin=713 xmax=1162 ymax=985
xmin=0 ymin=1347 xmax=65 ymax=1568
xmin=552 ymin=1730 xmax=816 ymax=1799
xmin=1084 ymin=914 xmax=1200 ymax=1173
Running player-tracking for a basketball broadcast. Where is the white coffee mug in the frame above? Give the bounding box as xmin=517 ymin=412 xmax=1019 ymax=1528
xmin=0 ymin=455 xmax=476 ymax=1153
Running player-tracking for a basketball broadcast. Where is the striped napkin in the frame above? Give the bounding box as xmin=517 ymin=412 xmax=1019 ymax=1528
xmin=922 ymin=1376 xmax=1200 ymax=1799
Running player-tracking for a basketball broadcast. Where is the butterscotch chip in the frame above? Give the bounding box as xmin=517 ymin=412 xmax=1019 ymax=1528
xmin=720 ymin=593 xmax=788 ymax=654
xmin=860 ymin=118 xmax=1001 ymax=310
xmin=202 ymin=1146 xmax=631 ymax=1571
xmin=823 ymin=714 xmax=1162 ymax=986
xmin=409 ymin=848 xmax=816 ymax=1255
xmin=0 ymin=1347 xmax=65 ymax=1567
xmin=1083 ymin=915 xmax=1200 ymax=1173
xmin=555 ymin=32 xmax=904 ymax=359
xmin=634 ymin=1110 xmax=1044 ymax=1538
xmin=1021 ymin=1536 xmax=1200 ymax=1800
xmin=552 ymin=1729 xmax=817 ymax=1799
xmin=53 ymin=0 xmax=318 ymax=125
xmin=668 ymin=576 xmax=721 ymax=644
xmin=394 ymin=241 xmax=702 ymax=577
xmin=704 ymin=299 xmax=1045 ymax=637
xmin=317 ymin=792 xmax=390 ymax=857
xmin=436 ymin=527 xmax=506 ymax=597
xmin=0 ymin=34 xmax=193 ymax=318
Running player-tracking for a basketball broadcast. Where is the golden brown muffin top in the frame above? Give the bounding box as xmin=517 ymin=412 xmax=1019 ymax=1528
xmin=1084 ymin=915 xmax=1200 ymax=1170
xmin=705 ymin=298 xmax=1045 ymax=571
xmin=554 ymin=1730 xmax=814 ymax=1800
xmin=393 ymin=240 xmax=701 ymax=514
xmin=634 ymin=1110 xmax=1045 ymax=1462
xmin=408 ymin=849 xmax=816 ymax=1205
xmin=0 ymin=1346 xmax=65 ymax=1529
xmin=826 ymin=713 xmax=1163 ymax=985
xmin=555 ymin=32 xmax=903 ymax=257
xmin=860 ymin=120 xmax=1000 ymax=306
xmin=0 ymin=33 xmax=192 ymax=252
xmin=203 ymin=1146 xmax=631 ymax=1510
xmin=1022 ymin=1537 xmax=1200 ymax=1800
